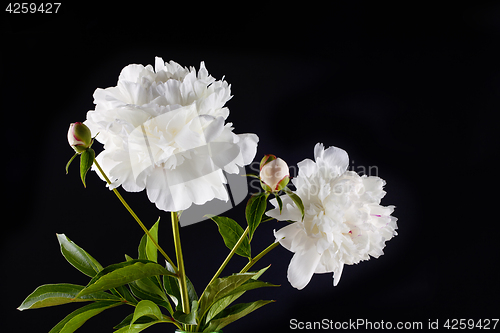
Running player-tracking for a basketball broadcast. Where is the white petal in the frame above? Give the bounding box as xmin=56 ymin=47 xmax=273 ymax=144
xmin=267 ymin=199 xmax=302 ymax=222
xmin=235 ymin=133 xmax=259 ymax=165
xmin=287 ymin=245 xmax=321 ymax=290
xmin=333 ymin=263 xmax=344 ymax=286
xmin=154 ymin=56 xmax=165 ymax=73
xmin=297 ymin=159 xmax=316 ymax=178
xmin=118 ymin=64 xmax=148 ymax=83
xmin=274 ymin=223 xmax=302 ymax=251
xmin=321 ymin=145 xmax=349 ymax=174
xmin=203 ymin=116 xmax=224 ymax=143
xmin=313 ymin=142 xmax=325 ymax=160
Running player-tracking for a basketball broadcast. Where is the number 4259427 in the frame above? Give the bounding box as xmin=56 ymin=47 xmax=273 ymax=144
xmin=6 ymin=3 xmax=61 ymax=14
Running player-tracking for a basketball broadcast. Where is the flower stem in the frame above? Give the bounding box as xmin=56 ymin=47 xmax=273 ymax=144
xmin=171 ymin=211 xmax=190 ymax=316
xmin=92 ymin=157 xmax=177 ymax=271
xmin=208 ymin=226 xmax=250 ymax=286
xmin=240 ymin=241 xmax=280 ymax=273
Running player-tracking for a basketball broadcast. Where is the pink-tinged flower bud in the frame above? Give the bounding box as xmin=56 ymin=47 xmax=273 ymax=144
xmin=260 ymin=156 xmax=290 ymax=192
xmin=67 ymin=122 xmax=92 ymax=153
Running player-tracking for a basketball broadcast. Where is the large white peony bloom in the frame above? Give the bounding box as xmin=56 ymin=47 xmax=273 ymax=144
xmin=85 ymin=57 xmax=258 ymax=213
xmin=268 ymin=143 xmax=397 ymax=289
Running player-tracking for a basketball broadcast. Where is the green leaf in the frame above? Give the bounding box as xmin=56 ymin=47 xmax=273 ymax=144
xmin=203 ymin=266 xmax=272 ymax=323
xmin=185 ymin=274 xmax=198 ymax=310
xmin=56 ymin=234 xmax=103 ymax=278
xmin=284 ymin=186 xmax=305 ymax=221
xmin=114 ymin=321 xmax=168 ymax=333
xmin=198 ymin=272 xmax=257 ymax=325
xmin=173 ymin=300 xmax=198 ymax=325
xmin=245 ymin=192 xmax=269 ymax=241
xmin=48 ymin=301 xmax=123 ymax=333
xmin=274 ymin=193 xmax=283 ymax=214
xmin=113 ymin=308 xmax=178 ymax=332
xmin=163 ymin=276 xmax=180 ymax=309
xmin=146 ymin=218 xmax=160 ymax=263
xmin=17 ymin=284 xmax=120 ymax=311
xmin=77 ymin=260 xmax=176 ymax=298
xmin=130 ymin=300 xmax=164 ymax=326
xmin=114 ymin=313 xmax=156 ymax=329
xmin=261 ymin=214 xmax=275 ymax=223
xmin=111 ymin=285 xmax=138 ymax=305
xmin=205 ymin=279 xmax=279 ymax=323
xmin=208 ymin=215 xmax=251 ymax=258
xmin=65 ymin=153 xmax=78 ymax=174
xmin=203 ymin=300 xmax=275 ymax=332
xmin=129 ymin=277 xmax=173 ymax=314
xmin=138 ymin=234 xmax=147 ymax=260
xmin=80 ymin=148 xmax=95 ymax=188
xmin=162 ymin=262 xmax=197 ymax=313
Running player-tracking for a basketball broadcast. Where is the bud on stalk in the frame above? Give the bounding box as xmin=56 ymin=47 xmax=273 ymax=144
xmin=67 ymin=122 xmax=92 ymax=153
xmin=259 ymin=154 xmax=290 ymax=192
xmin=66 ymin=122 xmax=95 ymax=187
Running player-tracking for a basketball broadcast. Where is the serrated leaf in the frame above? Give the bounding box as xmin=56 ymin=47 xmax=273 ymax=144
xmin=203 ymin=300 xmax=275 ymax=332
xmin=56 ymin=234 xmax=103 ymax=278
xmin=208 ymin=215 xmax=251 ymax=258
xmin=17 ymin=284 xmax=120 ymax=311
xmin=48 ymin=301 xmax=123 ymax=333
xmin=80 ymin=148 xmax=95 ymax=188
xmin=245 ymin=192 xmax=269 ymax=241
xmin=284 ymin=186 xmax=305 ymax=221
xmin=77 ymin=260 xmax=176 ymax=298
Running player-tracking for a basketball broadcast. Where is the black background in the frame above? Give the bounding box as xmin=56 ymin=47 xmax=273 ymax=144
xmin=3 ymin=2 xmax=499 ymax=332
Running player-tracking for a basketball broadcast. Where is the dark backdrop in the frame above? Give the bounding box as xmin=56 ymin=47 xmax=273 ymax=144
xmin=3 ymin=2 xmax=499 ymax=332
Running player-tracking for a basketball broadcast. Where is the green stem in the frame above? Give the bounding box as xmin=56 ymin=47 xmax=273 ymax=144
xmin=240 ymin=241 xmax=280 ymax=273
xmin=197 ymin=225 xmax=251 ymax=316
xmin=171 ymin=211 xmax=190 ymax=317
xmin=92 ymin=157 xmax=177 ymax=271
xmin=209 ymin=226 xmax=250 ymax=286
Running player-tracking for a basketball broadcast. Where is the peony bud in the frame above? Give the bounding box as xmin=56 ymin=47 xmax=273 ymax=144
xmin=67 ymin=122 xmax=92 ymax=153
xmin=260 ymin=155 xmax=290 ymax=192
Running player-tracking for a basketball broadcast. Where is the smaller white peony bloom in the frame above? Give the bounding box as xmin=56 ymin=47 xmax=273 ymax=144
xmin=85 ymin=57 xmax=258 ymax=213
xmin=268 ymin=143 xmax=397 ymax=289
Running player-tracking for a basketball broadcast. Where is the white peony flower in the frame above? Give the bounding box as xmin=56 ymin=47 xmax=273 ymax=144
xmin=85 ymin=57 xmax=258 ymax=213
xmin=268 ymin=143 xmax=397 ymax=289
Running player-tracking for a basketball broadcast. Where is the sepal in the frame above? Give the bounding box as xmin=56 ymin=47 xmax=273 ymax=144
xmin=80 ymin=148 xmax=95 ymax=188
xmin=284 ymin=186 xmax=305 ymax=221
